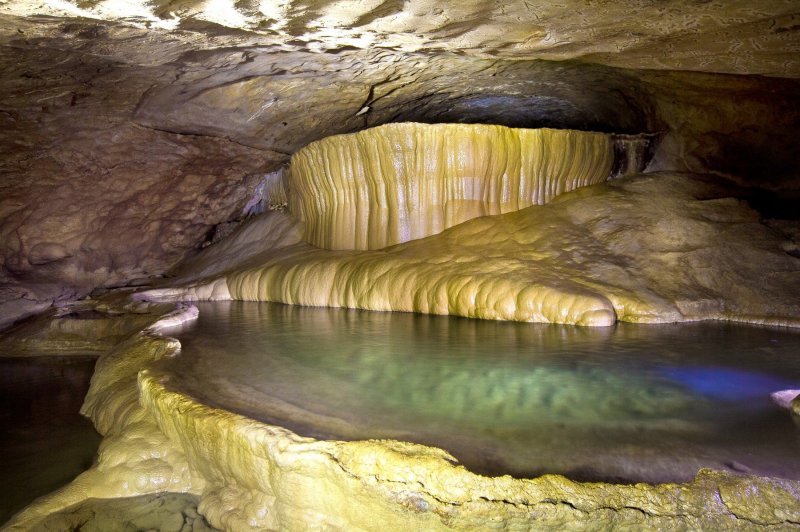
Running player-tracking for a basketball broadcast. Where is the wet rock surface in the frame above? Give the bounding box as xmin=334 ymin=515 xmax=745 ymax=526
xmin=0 ymin=5 xmax=799 ymax=526
xmin=7 ymin=304 xmax=800 ymax=530
xmin=149 ymin=172 xmax=800 ymax=327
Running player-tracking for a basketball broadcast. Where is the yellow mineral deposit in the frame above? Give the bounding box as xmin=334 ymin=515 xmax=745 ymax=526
xmin=288 ymin=123 xmax=615 ymax=250
xmin=133 ymin=120 xmax=799 ymax=328
xmin=219 ymin=173 xmax=800 ymax=328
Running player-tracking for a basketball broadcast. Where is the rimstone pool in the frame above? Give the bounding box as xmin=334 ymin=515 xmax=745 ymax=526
xmin=160 ymin=301 xmax=800 ymax=485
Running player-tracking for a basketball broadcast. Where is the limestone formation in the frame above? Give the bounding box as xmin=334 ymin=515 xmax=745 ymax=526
xmin=772 ymin=389 xmax=800 ymax=411
xmin=32 ymin=493 xmax=217 ymax=532
xmin=1 ymin=0 xmax=800 ymax=530
xmin=3 ymin=1 xmax=799 ymax=77
xmin=142 ymin=172 xmax=800 ymax=327
xmin=289 ymin=123 xmax=615 ymax=250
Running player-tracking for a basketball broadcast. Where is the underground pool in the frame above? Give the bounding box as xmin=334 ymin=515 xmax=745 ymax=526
xmin=159 ymin=301 xmax=800 ymax=485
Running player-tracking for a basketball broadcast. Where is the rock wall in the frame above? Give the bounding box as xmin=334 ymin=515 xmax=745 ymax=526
xmin=639 ymin=70 xmax=800 ymax=190
xmin=0 ymin=18 xmax=290 ymax=328
xmin=289 ymin=123 xmax=615 ymax=250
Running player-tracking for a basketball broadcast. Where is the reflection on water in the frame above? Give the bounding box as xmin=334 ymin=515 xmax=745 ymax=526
xmin=165 ymin=302 xmax=800 ymax=484
xmin=0 ymin=357 xmax=101 ymax=524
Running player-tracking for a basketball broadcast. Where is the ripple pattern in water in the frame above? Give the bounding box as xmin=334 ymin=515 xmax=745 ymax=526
xmin=163 ymin=302 xmax=800 ymax=484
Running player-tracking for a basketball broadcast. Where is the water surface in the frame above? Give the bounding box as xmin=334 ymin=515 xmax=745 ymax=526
xmin=0 ymin=356 xmax=101 ymax=524
xmin=165 ymin=302 xmax=800 ymax=484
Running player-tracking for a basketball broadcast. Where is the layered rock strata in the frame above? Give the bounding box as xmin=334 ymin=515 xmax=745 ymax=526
xmin=288 ymin=123 xmax=616 ymax=250
xmin=4 ymin=1 xmax=799 ymax=77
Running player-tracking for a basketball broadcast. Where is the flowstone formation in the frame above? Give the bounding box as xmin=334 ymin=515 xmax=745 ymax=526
xmin=2 ymin=0 xmax=800 ymax=529
xmin=289 ymin=123 xmax=617 ymax=250
xmin=148 ymin=165 xmax=800 ymax=327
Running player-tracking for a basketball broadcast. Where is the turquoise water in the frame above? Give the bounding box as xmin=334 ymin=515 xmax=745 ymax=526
xmin=165 ymin=302 xmax=800 ymax=484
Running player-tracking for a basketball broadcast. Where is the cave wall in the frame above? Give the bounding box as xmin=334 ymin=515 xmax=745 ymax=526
xmin=638 ymin=70 xmax=800 ymax=190
xmin=0 ymin=18 xmax=287 ymax=326
xmin=1 ymin=2 xmax=800 ymax=328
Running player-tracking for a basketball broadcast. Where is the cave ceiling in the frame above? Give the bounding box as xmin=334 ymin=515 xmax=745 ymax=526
xmin=3 ymin=0 xmax=799 ymax=77
xmin=1 ymin=0 xmax=799 ymax=328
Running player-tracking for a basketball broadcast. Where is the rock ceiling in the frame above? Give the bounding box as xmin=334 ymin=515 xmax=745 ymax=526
xmin=2 ymin=0 xmax=799 ymax=77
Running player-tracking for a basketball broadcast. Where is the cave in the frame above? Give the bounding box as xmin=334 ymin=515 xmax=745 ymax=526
xmin=1 ymin=1 xmax=800 ymax=530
